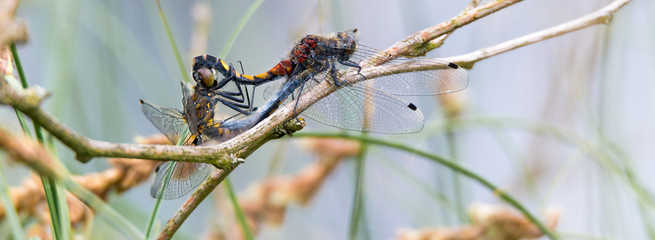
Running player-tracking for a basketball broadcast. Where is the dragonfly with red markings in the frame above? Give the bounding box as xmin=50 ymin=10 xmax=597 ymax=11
xmin=211 ymin=29 xmax=469 ymax=134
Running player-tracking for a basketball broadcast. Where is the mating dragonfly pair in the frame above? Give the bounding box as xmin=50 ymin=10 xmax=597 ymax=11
xmin=141 ymin=29 xmax=469 ymax=199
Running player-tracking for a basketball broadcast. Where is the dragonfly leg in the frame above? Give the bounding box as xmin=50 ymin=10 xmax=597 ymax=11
xmin=291 ymin=79 xmax=307 ymax=119
xmin=329 ymin=63 xmax=344 ymax=87
xmin=339 ymin=59 xmax=366 ymax=81
xmin=216 ymin=97 xmax=255 ymax=115
xmin=338 ymin=59 xmax=361 ymax=72
xmin=215 ymin=64 xmax=237 ymax=89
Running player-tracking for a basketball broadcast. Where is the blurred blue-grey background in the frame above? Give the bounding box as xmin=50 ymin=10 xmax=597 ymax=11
xmin=1 ymin=0 xmax=653 ymax=239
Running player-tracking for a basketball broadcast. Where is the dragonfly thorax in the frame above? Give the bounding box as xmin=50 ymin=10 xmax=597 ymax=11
xmin=289 ymin=30 xmax=359 ymax=76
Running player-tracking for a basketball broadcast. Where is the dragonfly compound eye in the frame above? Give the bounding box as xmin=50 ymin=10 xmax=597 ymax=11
xmin=197 ymin=66 xmax=216 ymax=87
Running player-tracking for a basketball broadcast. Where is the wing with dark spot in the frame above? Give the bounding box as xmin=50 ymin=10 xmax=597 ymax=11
xmin=150 ymin=162 xmax=212 ymax=199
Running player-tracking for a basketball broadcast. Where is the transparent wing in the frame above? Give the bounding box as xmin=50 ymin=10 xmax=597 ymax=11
xmin=263 ymin=70 xmax=424 ymax=133
xmin=298 ymin=75 xmax=424 ymax=134
xmin=150 ymin=162 xmax=212 ymax=199
xmin=340 ymin=44 xmax=469 ymax=96
xmin=140 ymin=100 xmax=189 ymax=144
xmin=263 ymin=81 xmax=285 ymax=101
xmin=181 ymin=81 xmax=195 ymax=105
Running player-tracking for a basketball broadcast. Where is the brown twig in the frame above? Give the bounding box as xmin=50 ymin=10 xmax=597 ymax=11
xmin=0 ymin=127 xmax=63 ymax=178
xmin=418 ymin=0 xmax=481 ymax=52
xmin=0 ymin=0 xmax=28 ymax=46
xmin=156 ymin=118 xmax=306 ymax=239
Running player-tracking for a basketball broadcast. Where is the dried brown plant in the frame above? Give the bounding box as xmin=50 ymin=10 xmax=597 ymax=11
xmin=396 ymin=203 xmax=560 ymax=240
xmin=0 ymin=134 xmax=168 ymax=222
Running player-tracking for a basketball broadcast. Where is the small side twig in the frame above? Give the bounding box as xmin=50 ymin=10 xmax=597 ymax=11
xmin=369 ymin=0 xmax=522 ymax=62
xmin=423 ymin=0 xmax=481 ymax=50
xmin=444 ymin=0 xmax=632 ymax=69
xmin=156 ymin=118 xmax=306 ymax=239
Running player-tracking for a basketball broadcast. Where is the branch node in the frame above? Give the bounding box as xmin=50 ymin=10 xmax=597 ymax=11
xmin=76 ymin=154 xmax=91 ymax=163
xmin=272 ymin=118 xmax=306 ymax=139
xmin=602 ymin=14 xmax=614 ymax=25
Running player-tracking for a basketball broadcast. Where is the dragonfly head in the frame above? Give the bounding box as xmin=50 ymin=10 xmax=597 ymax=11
xmin=192 ymin=54 xmax=221 ymax=88
xmin=196 ymin=66 xmax=218 ymax=88
xmin=337 ymin=29 xmax=358 ymax=55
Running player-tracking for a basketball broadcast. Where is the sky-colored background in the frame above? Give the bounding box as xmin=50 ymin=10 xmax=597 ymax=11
xmin=1 ymin=0 xmax=653 ymax=239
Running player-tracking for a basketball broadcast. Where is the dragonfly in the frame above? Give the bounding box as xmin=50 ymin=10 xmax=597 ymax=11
xmin=210 ymin=29 xmax=469 ymax=134
xmin=140 ymin=55 xmax=257 ymax=199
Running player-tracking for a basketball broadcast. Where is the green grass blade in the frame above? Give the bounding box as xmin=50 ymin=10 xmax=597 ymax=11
xmin=145 ymin=129 xmax=189 ymax=239
xmin=155 ymin=0 xmax=192 ymax=83
xmin=349 ymin=136 xmax=368 ymax=240
xmin=46 ymin=138 xmax=71 ymax=240
xmin=218 ymin=0 xmax=265 ymax=59
xmin=225 ymin=177 xmax=254 ymax=240
xmin=295 ymin=132 xmax=559 ymax=240
xmin=5 ymin=50 xmax=32 ymax=239
xmin=11 ymin=43 xmax=70 ymax=240
xmin=0 ymin=158 xmax=26 ymax=240
xmin=376 ymin=154 xmax=461 ymax=217
xmin=40 ymin=176 xmax=64 ymax=240
xmin=10 ymin=44 xmax=28 ymax=88
xmin=445 ymin=121 xmax=467 ymax=223
xmin=12 ymin=109 xmax=32 ymax=135
xmin=55 ymin=183 xmax=71 ymax=240
xmin=8 ymin=44 xmax=32 ymax=138
xmin=145 ymin=161 xmax=176 ymax=240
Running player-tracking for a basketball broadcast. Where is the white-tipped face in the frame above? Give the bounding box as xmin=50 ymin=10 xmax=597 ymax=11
xmin=337 ymin=29 xmax=358 ymax=54
xmin=345 ymin=28 xmax=359 ymax=42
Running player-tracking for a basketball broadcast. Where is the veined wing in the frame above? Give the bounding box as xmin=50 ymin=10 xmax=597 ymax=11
xmin=140 ymin=99 xmax=191 ymax=144
xmin=150 ymin=161 xmax=212 ymax=199
xmin=262 ymin=69 xmax=424 ymax=133
xmin=337 ymin=44 xmax=469 ymax=96
xmin=300 ymin=76 xmax=425 ymax=133
xmin=141 ymin=99 xmax=209 ymax=199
